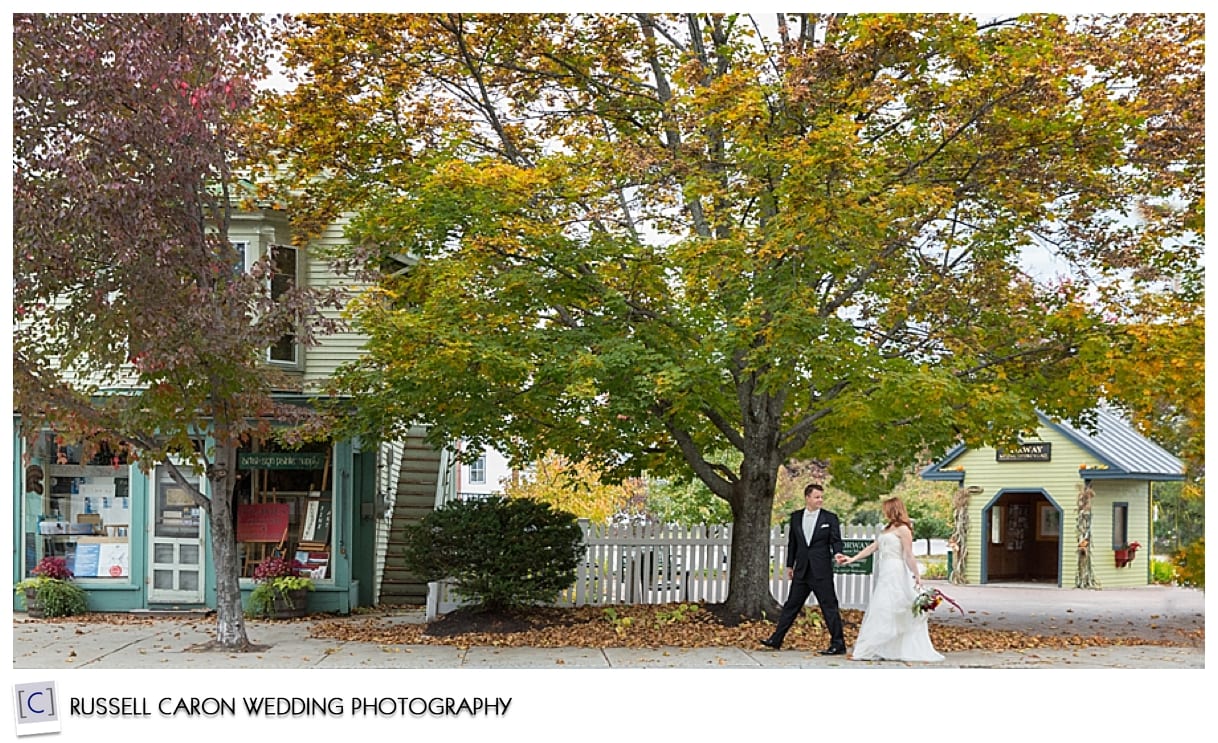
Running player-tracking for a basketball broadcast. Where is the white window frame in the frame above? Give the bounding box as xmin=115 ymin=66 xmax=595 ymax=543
xmin=229 ymin=234 xmax=304 ymax=369
xmin=267 ymin=243 xmax=300 ymax=366
xmin=468 ymin=455 xmax=486 ymax=484
xmin=232 ymin=240 xmax=250 ymax=273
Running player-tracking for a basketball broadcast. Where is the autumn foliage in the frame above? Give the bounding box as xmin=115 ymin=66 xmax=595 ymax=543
xmin=270 ymin=13 xmax=1201 ymax=619
xmin=13 ymin=14 xmax=337 ymax=649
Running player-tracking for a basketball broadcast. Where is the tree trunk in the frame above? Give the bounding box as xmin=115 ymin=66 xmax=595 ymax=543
xmin=207 ymin=441 xmax=252 ymax=649
xmin=722 ymin=458 xmax=782 ymax=620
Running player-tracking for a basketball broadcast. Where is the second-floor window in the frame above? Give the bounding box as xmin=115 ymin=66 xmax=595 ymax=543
xmin=468 ymin=455 xmax=486 ymax=484
xmin=230 ymin=239 xmax=301 ymax=367
xmin=232 ymin=241 xmax=248 ymax=273
xmin=268 ymin=244 xmax=299 ymax=365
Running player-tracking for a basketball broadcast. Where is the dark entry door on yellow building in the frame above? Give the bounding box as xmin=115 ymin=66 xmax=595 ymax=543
xmin=985 ymin=491 xmax=1060 ymax=585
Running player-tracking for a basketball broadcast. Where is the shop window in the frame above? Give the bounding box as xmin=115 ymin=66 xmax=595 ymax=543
xmin=27 ymin=432 xmax=132 ymax=581
xmin=1112 ymin=502 xmax=1129 ymax=549
xmin=22 ymin=464 xmax=46 ymax=578
xmin=235 ymin=440 xmax=333 ymax=581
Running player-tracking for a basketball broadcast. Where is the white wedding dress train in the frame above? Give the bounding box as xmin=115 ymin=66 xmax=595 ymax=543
xmin=851 ymin=531 xmax=944 ymax=662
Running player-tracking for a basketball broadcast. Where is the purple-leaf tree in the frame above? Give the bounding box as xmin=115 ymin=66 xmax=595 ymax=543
xmin=13 ymin=13 xmax=337 ymax=650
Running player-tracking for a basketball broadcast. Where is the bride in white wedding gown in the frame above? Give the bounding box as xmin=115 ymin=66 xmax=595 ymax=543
xmin=839 ymin=497 xmax=943 ymax=662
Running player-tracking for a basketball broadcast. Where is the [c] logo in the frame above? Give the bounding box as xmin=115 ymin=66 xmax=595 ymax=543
xmin=13 ymin=681 xmax=61 ymax=736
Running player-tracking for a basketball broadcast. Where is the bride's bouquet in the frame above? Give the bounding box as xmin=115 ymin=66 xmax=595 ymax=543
xmin=912 ymin=586 xmax=963 ymax=617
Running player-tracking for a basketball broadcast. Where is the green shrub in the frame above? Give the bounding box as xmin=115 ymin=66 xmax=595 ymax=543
xmin=17 ymin=578 xmax=89 ymax=617
xmin=921 ymin=561 xmax=949 ymax=580
xmin=1172 ymin=538 xmax=1204 ymax=588
xmin=403 ymin=496 xmax=585 ymax=612
xmin=246 ymin=576 xmax=315 ymax=618
xmin=602 ymin=607 xmax=633 ymax=635
xmin=1149 ymin=558 xmax=1175 ymax=585
xmin=653 ymin=603 xmax=700 ymax=626
xmin=16 ymin=556 xmax=89 ymax=618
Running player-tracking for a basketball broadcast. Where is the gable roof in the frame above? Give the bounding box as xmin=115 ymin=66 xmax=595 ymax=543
xmin=1045 ymin=408 xmax=1185 ymax=480
xmin=921 ymin=408 xmax=1185 ymax=482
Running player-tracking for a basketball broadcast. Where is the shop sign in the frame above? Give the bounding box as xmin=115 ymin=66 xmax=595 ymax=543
xmin=237 ymin=451 xmax=327 ymax=470
xmin=996 ymin=442 xmax=1052 ymax=462
xmin=834 ymin=539 xmax=874 ymax=575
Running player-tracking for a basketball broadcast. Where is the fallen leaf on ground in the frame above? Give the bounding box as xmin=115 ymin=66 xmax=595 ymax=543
xmin=305 ymin=604 xmax=1202 ymax=652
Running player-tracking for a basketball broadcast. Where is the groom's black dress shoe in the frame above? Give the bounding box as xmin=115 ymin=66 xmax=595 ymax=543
xmin=759 ymin=637 xmax=782 ymax=650
xmin=819 ymin=646 xmax=847 ymax=656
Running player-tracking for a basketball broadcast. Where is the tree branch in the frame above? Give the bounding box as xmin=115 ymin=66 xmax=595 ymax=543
xmin=779 ymin=380 xmax=849 ymax=458
xmin=654 ymin=402 xmax=736 ymax=499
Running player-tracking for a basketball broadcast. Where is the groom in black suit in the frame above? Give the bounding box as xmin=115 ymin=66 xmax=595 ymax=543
xmin=761 ymin=482 xmax=847 ymax=654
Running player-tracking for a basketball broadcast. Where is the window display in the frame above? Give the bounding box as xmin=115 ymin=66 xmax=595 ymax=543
xmin=24 ymin=433 xmax=132 ymax=580
xmin=234 ymin=441 xmax=334 ymax=580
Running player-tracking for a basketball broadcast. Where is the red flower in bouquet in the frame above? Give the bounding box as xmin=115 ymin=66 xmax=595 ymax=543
xmin=912 ymin=587 xmax=963 ymax=617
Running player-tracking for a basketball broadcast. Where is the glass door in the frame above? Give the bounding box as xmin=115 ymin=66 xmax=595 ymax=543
xmin=147 ymin=466 xmax=205 ymax=604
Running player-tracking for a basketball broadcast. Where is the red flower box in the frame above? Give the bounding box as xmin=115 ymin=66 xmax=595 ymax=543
xmin=1114 ymin=542 xmax=1140 ymax=568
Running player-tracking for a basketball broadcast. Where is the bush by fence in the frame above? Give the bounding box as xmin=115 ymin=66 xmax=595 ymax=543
xmin=404 ymin=496 xmax=585 ymax=611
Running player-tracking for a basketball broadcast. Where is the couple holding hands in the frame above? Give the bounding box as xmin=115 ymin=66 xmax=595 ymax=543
xmin=760 ymin=483 xmax=943 ymax=662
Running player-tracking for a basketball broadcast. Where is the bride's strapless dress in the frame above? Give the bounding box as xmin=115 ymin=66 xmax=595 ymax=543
xmin=851 ymin=531 xmax=944 ymax=662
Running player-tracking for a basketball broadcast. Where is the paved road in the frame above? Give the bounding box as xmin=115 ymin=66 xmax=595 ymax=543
xmin=910 ymin=581 xmax=1205 ymax=643
xmin=11 ymin=582 xmax=1204 ymax=669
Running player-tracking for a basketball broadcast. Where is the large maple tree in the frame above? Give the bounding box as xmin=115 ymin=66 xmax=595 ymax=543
xmin=13 ymin=14 xmax=336 ymax=648
xmin=269 ymin=13 xmax=1202 ymax=619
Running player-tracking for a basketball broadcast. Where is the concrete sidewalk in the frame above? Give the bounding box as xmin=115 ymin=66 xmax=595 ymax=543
xmin=10 ymin=618 xmax=1203 ymax=669
xmin=11 ymin=583 xmax=1205 ymax=670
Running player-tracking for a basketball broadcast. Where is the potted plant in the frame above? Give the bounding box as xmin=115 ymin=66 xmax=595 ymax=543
xmin=247 ymin=556 xmax=314 ymax=619
xmin=16 ymin=556 xmax=89 ymax=618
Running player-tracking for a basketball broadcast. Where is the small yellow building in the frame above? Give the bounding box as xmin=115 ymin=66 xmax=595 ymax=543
xmin=922 ymin=409 xmax=1184 ymax=588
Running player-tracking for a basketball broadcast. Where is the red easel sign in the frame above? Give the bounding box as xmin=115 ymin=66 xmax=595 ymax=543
xmin=236 ymin=503 xmax=290 ymax=542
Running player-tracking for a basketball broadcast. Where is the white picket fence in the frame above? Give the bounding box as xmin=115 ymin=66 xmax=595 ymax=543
xmin=427 ymin=521 xmax=879 ymax=619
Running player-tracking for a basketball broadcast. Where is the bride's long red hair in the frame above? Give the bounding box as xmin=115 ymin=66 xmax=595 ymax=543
xmin=882 ymin=497 xmax=913 ymax=532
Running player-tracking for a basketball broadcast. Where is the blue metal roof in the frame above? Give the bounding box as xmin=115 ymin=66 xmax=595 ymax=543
xmin=920 ymin=408 xmax=1185 ymax=482
xmin=1041 ymin=408 xmax=1185 ymax=480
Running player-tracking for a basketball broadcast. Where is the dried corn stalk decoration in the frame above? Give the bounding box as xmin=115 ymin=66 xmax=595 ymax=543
xmin=949 ymin=486 xmax=970 ymax=585
xmin=1075 ymin=484 xmax=1099 ymax=589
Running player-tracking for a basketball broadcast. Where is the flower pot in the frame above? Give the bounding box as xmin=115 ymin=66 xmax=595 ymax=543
xmin=270 ymin=588 xmax=309 ymax=619
xmin=24 ymin=587 xmax=44 ymax=619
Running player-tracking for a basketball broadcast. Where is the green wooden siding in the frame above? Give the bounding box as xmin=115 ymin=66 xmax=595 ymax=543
xmin=1088 ymin=480 xmax=1152 ymax=587
xmin=301 ymin=217 xmax=373 ymax=391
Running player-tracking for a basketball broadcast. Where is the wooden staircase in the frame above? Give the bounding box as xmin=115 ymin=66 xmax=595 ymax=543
xmin=377 ymin=433 xmax=446 ymax=606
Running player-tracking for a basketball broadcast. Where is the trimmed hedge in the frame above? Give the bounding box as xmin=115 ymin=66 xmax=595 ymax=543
xmin=402 ymin=496 xmax=585 ymax=611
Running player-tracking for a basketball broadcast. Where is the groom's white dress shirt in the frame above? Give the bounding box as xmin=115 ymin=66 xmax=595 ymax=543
xmin=803 ymin=509 xmax=820 ymax=546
